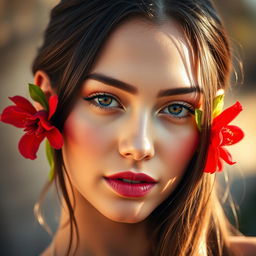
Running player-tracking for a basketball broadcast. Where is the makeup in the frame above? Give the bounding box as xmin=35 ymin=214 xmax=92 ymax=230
xmin=104 ymin=171 xmax=157 ymax=198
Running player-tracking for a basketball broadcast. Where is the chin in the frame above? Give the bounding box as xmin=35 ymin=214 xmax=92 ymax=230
xmin=100 ymin=207 xmax=151 ymax=224
xmin=107 ymin=214 xmax=147 ymax=224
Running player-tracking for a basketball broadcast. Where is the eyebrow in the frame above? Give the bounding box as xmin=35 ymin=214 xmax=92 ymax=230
xmin=85 ymin=73 xmax=201 ymax=97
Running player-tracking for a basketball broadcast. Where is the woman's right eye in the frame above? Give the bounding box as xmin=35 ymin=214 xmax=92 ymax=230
xmin=83 ymin=93 xmax=122 ymax=111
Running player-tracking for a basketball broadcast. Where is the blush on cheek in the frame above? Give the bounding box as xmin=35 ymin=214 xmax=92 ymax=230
xmin=63 ymin=111 xmax=107 ymax=156
xmin=164 ymin=130 xmax=199 ymax=172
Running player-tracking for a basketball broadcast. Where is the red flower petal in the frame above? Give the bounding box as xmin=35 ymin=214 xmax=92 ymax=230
xmin=46 ymin=127 xmax=64 ymax=149
xmin=213 ymin=102 xmax=243 ymax=130
xmin=219 ymin=147 xmax=236 ymax=165
xmin=9 ymin=96 xmax=37 ymax=115
xmin=221 ymin=125 xmax=245 ymax=146
xmin=203 ymin=146 xmax=219 ymax=173
xmin=39 ymin=116 xmax=56 ymax=131
xmin=211 ymin=130 xmax=223 ymax=147
xmin=48 ymin=95 xmax=58 ymax=120
xmin=18 ymin=133 xmax=45 ymax=160
xmin=1 ymin=106 xmax=31 ymax=128
xmin=217 ymin=158 xmax=224 ymax=172
xmin=29 ymin=110 xmax=48 ymax=121
xmin=202 ymin=101 xmax=244 ymax=174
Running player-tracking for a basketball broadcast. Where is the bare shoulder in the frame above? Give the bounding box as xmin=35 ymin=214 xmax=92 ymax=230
xmin=39 ymin=244 xmax=52 ymax=256
xmin=228 ymin=236 xmax=256 ymax=256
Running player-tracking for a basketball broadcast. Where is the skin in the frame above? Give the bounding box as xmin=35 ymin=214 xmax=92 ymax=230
xmin=62 ymin=18 xmax=200 ymax=225
xmin=229 ymin=236 xmax=256 ymax=256
xmin=38 ymin=18 xmax=202 ymax=255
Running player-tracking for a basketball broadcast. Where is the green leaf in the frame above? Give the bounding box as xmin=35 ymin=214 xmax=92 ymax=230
xmin=28 ymin=83 xmax=49 ymax=111
xmin=45 ymin=139 xmax=55 ymax=181
xmin=212 ymin=94 xmax=224 ymax=118
xmin=195 ymin=109 xmax=203 ymax=131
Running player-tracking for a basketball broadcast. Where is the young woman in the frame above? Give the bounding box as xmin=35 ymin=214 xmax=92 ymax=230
xmin=1 ymin=0 xmax=256 ymax=255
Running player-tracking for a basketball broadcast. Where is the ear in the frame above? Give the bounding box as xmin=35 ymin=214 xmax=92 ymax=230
xmin=33 ymin=70 xmax=55 ymax=111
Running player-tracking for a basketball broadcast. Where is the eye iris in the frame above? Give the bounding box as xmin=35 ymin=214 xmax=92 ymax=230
xmin=98 ymin=96 xmax=112 ymax=106
xmin=169 ymin=104 xmax=183 ymax=115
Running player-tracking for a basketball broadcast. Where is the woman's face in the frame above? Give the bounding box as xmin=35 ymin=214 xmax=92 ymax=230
xmin=62 ymin=18 xmax=200 ymax=223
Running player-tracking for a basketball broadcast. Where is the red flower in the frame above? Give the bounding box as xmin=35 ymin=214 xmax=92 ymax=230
xmin=0 ymin=95 xmax=63 ymax=160
xmin=203 ymin=101 xmax=244 ymax=173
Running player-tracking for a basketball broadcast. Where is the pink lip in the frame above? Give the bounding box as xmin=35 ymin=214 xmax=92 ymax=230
xmin=104 ymin=171 xmax=157 ymax=198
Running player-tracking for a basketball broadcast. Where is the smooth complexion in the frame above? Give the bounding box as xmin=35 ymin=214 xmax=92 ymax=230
xmin=41 ymin=18 xmax=201 ymax=256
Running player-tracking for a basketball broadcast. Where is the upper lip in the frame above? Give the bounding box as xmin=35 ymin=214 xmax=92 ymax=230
xmin=104 ymin=171 xmax=157 ymax=183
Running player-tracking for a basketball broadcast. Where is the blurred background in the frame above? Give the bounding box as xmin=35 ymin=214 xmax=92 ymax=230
xmin=0 ymin=0 xmax=255 ymax=255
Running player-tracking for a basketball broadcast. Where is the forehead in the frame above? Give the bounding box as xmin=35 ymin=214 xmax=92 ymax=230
xmin=89 ymin=18 xmax=197 ymax=93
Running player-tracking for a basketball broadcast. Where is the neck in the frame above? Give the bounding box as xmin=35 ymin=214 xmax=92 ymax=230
xmin=51 ymin=187 xmax=152 ymax=256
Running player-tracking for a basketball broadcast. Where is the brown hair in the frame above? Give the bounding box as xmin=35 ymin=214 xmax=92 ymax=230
xmin=32 ymin=0 xmax=241 ymax=255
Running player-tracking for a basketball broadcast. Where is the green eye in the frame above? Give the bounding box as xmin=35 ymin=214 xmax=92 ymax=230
xmin=169 ymin=104 xmax=183 ymax=114
xmin=97 ymin=95 xmax=114 ymax=106
xmin=83 ymin=93 xmax=121 ymax=110
xmin=161 ymin=102 xmax=194 ymax=119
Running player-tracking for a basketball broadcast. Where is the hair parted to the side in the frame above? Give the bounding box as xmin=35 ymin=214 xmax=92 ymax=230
xmin=32 ymin=0 xmax=241 ymax=255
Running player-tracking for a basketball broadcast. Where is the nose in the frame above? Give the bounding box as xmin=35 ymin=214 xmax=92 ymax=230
xmin=118 ymin=113 xmax=155 ymax=161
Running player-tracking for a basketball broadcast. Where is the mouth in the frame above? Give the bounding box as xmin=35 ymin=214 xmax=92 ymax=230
xmin=104 ymin=171 xmax=157 ymax=198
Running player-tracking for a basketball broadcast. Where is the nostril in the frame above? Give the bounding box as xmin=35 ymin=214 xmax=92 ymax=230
xmin=145 ymin=155 xmax=151 ymax=160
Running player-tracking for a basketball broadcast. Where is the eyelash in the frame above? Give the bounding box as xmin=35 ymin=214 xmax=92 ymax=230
xmin=83 ymin=93 xmax=121 ymax=111
xmin=83 ymin=92 xmax=195 ymax=119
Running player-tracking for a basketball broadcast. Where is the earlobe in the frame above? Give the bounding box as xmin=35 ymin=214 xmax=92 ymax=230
xmin=33 ymin=70 xmax=55 ymax=111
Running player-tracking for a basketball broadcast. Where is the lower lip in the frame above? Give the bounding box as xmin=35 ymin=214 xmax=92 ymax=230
xmin=104 ymin=178 xmax=156 ymax=198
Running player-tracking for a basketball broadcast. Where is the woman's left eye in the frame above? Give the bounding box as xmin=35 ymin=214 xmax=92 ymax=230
xmin=160 ymin=102 xmax=195 ymax=119
xmin=83 ymin=93 xmax=122 ymax=110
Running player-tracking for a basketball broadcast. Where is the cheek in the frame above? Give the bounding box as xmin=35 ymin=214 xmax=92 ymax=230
xmin=61 ymin=110 xmax=114 ymax=186
xmin=62 ymin=110 xmax=109 ymax=157
xmin=156 ymin=125 xmax=199 ymax=196
xmin=161 ymin=125 xmax=199 ymax=169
